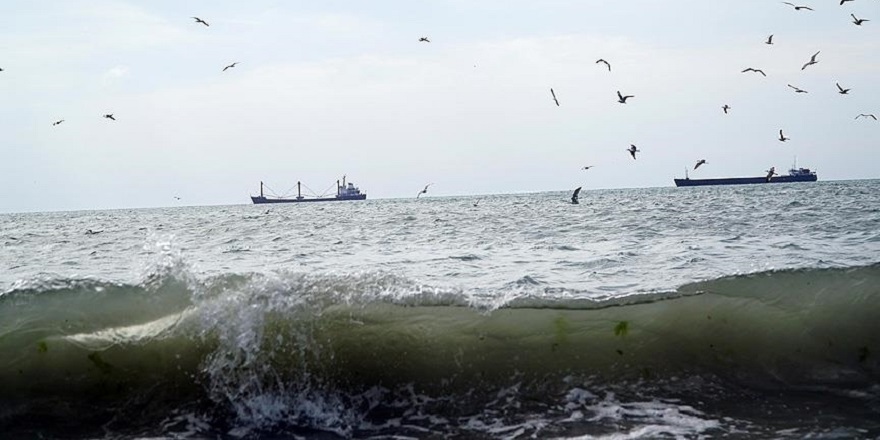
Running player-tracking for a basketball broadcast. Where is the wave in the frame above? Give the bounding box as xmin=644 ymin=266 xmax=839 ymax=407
xmin=2 ymin=263 xmax=879 ymax=437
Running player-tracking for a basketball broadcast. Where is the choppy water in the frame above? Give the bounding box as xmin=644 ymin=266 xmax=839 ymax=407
xmin=2 ymin=180 xmax=879 ymax=439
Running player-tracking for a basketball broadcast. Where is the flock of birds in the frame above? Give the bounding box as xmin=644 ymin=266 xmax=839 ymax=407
xmin=2 ymin=5 xmax=877 ymax=208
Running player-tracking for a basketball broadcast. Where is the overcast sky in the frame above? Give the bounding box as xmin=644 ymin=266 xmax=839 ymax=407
xmin=1 ymin=0 xmax=878 ymax=213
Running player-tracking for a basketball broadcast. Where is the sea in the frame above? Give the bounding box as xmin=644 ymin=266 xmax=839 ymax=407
xmin=1 ymin=180 xmax=879 ymax=439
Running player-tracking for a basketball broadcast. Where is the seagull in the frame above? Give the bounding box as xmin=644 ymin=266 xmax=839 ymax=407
xmin=222 ymin=62 xmax=238 ymax=72
xmin=617 ymin=91 xmax=634 ymax=104
xmin=418 ymin=37 xmax=430 ymax=42
xmin=103 ymin=114 xmax=115 ymax=121
xmin=174 ymin=196 xmax=181 ymax=200
xmin=85 ymin=229 xmax=103 ymax=235
xmin=836 ymin=83 xmax=851 ymax=94
xmin=787 ymin=84 xmax=808 ymax=93
xmin=801 ymin=51 xmax=820 ymax=70
xmin=571 ymin=187 xmax=582 ymax=204
xmin=473 ymin=198 xmax=481 ymax=207
xmin=765 ymin=34 xmax=774 ymax=45
xmin=551 ymin=88 xmax=559 ymax=106
xmin=765 ymin=167 xmax=777 ymax=182
xmin=52 ymin=119 xmax=64 ymax=126
xmin=741 ymin=67 xmax=767 ymax=77
xmin=417 ymin=183 xmax=433 ymax=198
xmin=192 ymin=17 xmax=209 ymax=26
xmin=855 ymin=114 xmax=877 ymax=120
xmin=782 ymin=2 xmax=814 ymax=11
xmin=851 ymin=14 xmax=869 ymax=25
xmin=627 ymin=144 xmax=640 ymax=159
xmin=722 ymin=104 xmax=731 ymax=114
xmin=595 ymin=59 xmax=611 ymax=71
xmin=582 ymin=165 xmax=594 ymax=170
xmin=694 ymin=159 xmax=707 ymax=170
xmin=778 ymin=129 xmax=790 ymax=142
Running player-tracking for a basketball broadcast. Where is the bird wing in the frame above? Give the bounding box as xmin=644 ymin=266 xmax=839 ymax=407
xmin=551 ymin=88 xmax=556 ymax=99
xmin=782 ymin=1 xmax=795 ymax=6
xmin=617 ymin=91 xmax=623 ymax=100
xmin=871 ymin=115 xmax=878 ymax=120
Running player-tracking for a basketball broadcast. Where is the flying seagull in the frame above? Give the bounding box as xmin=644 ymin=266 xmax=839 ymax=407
xmin=855 ymin=114 xmax=877 ymax=120
xmin=765 ymin=167 xmax=777 ymax=182
xmin=787 ymin=84 xmax=808 ymax=93
xmin=223 ymin=62 xmax=238 ymax=72
xmin=627 ymin=144 xmax=640 ymax=159
xmin=103 ymin=114 xmax=115 ymax=121
xmin=722 ymin=104 xmax=731 ymax=114
xmin=52 ymin=119 xmax=64 ymax=126
xmin=571 ymin=187 xmax=582 ymax=204
xmin=851 ymin=14 xmax=869 ymax=25
xmin=778 ymin=129 xmax=789 ymax=142
xmin=801 ymin=51 xmax=820 ymax=70
xmin=694 ymin=159 xmax=707 ymax=170
xmin=836 ymin=83 xmax=851 ymax=94
xmin=192 ymin=17 xmax=209 ymax=26
xmin=742 ymin=67 xmax=767 ymax=77
xmin=617 ymin=91 xmax=634 ymax=104
xmin=418 ymin=37 xmax=430 ymax=42
xmin=595 ymin=59 xmax=611 ymax=71
xmin=85 ymin=229 xmax=103 ymax=235
xmin=551 ymin=88 xmax=559 ymax=106
xmin=765 ymin=34 xmax=774 ymax=45
xmin=582 ymin=165 xmax=594 ymax=170
xmin=782 ymin=2 xmax=814 ymax=11
xmin=417 ymin=183 xmax=433 ymax=198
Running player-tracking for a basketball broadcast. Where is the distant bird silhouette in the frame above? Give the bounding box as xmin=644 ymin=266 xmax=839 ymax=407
xmin=582 ymin=165 xmax=594 ymax=170
xmin=801 ymin=51 xmax=820 ymax=70
xmin=617 ymin=91 xmax=634 ymax=104
xmin=192 ymin=17 xmax=209 ymax=26
xmin=472 ymin=198 xmax=481 ymax=207
xmin=782 ymin=2 xmax=814 ymax=11
xmin=571 ymin=187 xmax=582 ymax=204
xmin=417 ymin=183 xmax=433 ymax=198
xmin=551 ymin=88 xmax=559 ymax=106
xmin=742 ymin=67 xmax=767 ymax=76
xmin=694 ymin=159 xmax=707 ymax=170
xmin=103 ymin=114 xmax=115 ymax=121
xmin=722 ymin=104 xmax=731 ymax=114
xmin=840 ymin=0 xmax=854 ymax=4
xmin=222 ymin=62 xmax=238 ymax=72
xmin=851 ymin=14 xmax=869 ymax=25
xmin=836 ymin=82 xmax=851 ymax=94
xmin=778 ymin=129 xmax=790 ymax=142
xmin=595 ymin=59 xmax=611 ymax=71
xmin=52 ymin=119 xmax=64 ymax=126
xmin=787 ymin=84 xmax=808 ymax=93
xmin=765 ymin=34 xmax=774 ymax=45
xmin=418 ymin=37 xmax=430 ymax=42
xmin=855 ymin=114 xmax=877 ymax=120
xmin=765 ymin=167 xmax=777 ymax=182
xmin=627 ymin=144 xmax=640 ymax=159
xmin=174 ymin=196 xmax=181 ymax=200
xmin=85 ymin=229 xmax=103 ymax=235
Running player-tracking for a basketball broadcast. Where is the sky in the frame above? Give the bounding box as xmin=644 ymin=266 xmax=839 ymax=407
xmin=1 ymin=0 xmax=878 ymax=213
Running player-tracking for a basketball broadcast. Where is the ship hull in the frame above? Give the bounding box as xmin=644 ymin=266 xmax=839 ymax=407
xmin=674 ymin=174 xmax=817 ymax=187
xmin=251 ymin=194 xmax=367 ymax=204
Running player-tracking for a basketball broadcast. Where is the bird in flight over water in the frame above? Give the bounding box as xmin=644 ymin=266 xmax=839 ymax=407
xmin=571 ymin=187 xmax=582 ymax=204
xmin=765 ymin=34 xmax=774 ymax=45
xmin=788 ymin=84 xmax=808 ymax=93
xmin=782 ymin=2 xmax=814 ymax=11
xmin=417 ymin=183 xmax=433 ymax=198
xmin=192 ymin=17 xmax=209 ymax=26
xmin=742 ymin=67 xmax=767 ymax=76
xmin=582 ymin=165 xmax=593 ymax=170
xmin=52 ymin=119 xmax=64 ymax=126
xmin=627 ymin=144 xmax=640 ymax=159
xmin=801 ymin=51 xmax=820 ymax=70
xmin=223 ymin=62 xmax=239 ymax=72
xmin=103 ymin=114 xmax=115 ymax=121
xmin=595 ymin=59 xmax=611 ymax=71
xmin=617 ymin=91 xmax=634 ymax=104
xmin=550 ymin=88 xmax=559 ymax=106
xmin=766 ymin=167 xmax=777 ymax=182
xmin=722 ymin=104 xmax=731 ymax=114
xmin=836 ymin=83 xmax=851 ymax=94
xmin=778 ymin=129 xmax=790 ymax=141
xmin=694 ymin=159 xmax=707 ymax=170
xmin=418 ymin=37 xmax=430 ymax=42
xmin=851 ymin=14 xmax=869 ymax=25
xmin=855 ymin=114 xmax=877 ymax=120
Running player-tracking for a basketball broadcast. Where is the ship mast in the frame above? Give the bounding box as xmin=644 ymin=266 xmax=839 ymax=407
xmin=260 ymin=181 xmax=263 ymax=198
xmin=297 ymin=181 xmax=302 ymax=199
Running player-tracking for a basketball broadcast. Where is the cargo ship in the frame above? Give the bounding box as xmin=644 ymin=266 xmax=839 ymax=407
xmin=251 ymin=176 xmax=366 ymax=204
xmin=674 ymin=166 xmax=817 ymax=187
